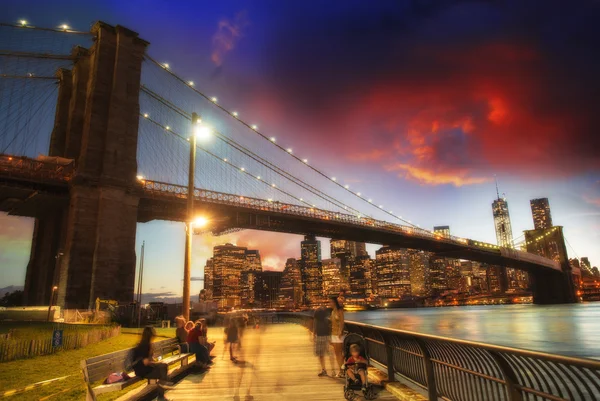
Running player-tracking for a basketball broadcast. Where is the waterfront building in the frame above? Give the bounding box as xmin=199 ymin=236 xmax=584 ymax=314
xmin=211 ymin=243 xmax=248 ymax=308
xmin=408 ymin=250 xmax=431 ymax=297
xmin=530 ymin=198 xmax=553 ymax=230
xmin=322 ymin=258 xmax=344 ymax=296
xmin=300 ymin=235 xmax=322 ymax=305
xmin=279 ymin=258 xmax=303 ymax=308
xmin=375 ymin=246 xmax=411 ymax=298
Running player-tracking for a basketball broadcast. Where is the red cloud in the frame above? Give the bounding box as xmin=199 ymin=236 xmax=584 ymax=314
xmin=324 ymin=41 xmax=600 ymax=186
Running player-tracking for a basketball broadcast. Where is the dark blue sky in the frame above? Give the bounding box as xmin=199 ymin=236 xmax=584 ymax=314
xmin=1 ymin=1 xmax=599 ymax=300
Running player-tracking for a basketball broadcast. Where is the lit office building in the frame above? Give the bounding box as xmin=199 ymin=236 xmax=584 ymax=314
xmin=212 ymin=243 xmax=248 ymax=308
xmin=240 ymin=249 xmax=263 ymax=306
xmin=300 ymin=235 xmax=322 ymax=305
xmin=433 ymin=226 xmax=451 ymax=238
xmin=322 ymin=258 xmax=344 ymax=296
xmin=408 ymin=250 xmax=431 ymax=296
xmin=204 ymin=258 xmax=213 ymax=291
xmin=254 ymin=271 xmax=283 ymax=308
xmin=280 ymin=258 xmax=303 ymax=308
xmin=530 ymin=198 xmax=553 ymax=230
xmin=349 ymin=255 xmax=371 ymax=297
xmin=330 ymin=240 xmax=352 ymax=280
xmin=492 ymin=190 xmax=514 ymax=292
xmin=375 ymin=247 xmax=411 ymax=298
xmin=429 ymin=257 xmax=448 ymax=295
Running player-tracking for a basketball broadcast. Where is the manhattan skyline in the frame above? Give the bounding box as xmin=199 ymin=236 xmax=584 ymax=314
xmin=1 ymin=0 xmax=599 ymax=301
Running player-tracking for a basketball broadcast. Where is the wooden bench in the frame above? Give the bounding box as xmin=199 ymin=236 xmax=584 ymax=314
xmin=81 ymin=337 xmax=192 ymax=401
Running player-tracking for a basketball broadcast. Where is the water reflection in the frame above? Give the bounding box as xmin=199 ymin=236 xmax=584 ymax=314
xmin=349 ymin=303 xmax=600 ymax=358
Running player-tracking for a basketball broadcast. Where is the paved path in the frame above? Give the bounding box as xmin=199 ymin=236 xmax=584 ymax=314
xmin=166 ymin=324 xmax=397 ymax=401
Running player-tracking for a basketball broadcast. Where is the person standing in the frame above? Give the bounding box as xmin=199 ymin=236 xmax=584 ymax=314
xmin=313 ymin=306 xmax=331 ymax=376
xmin=329 ymin=296 xmax=345 ymax=377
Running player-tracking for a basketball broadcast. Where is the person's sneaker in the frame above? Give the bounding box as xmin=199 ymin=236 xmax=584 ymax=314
xmin=336 ymin=371 xmax=345 ymax=378
xmin=362 ymin=386 xmax=368 ymax=395
xmin=318 ymin=369 xmax=327 ymax=377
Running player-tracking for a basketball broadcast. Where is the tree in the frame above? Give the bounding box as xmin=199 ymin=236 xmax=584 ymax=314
xmin=0 ymin=290 xmax=24 ymax=307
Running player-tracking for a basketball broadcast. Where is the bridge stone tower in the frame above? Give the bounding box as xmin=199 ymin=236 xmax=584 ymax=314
xmin=23 ymin=22 xmax=148 ymax=309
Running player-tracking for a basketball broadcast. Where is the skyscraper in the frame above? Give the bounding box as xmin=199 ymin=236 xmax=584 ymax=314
xmin=492 ymin=195 xmax=514 ymax=248
xmin=322 ymin=258 xmax=344 ymax=296
xmin=349 ymin=255 xmax=371 ymax=298
xmin=253 ymin=271 xmax=283 ymax=308
xmin=280 ymin=258 xmax=303 ymax=308
xmin=211 ymin=243 xmax=248 ymax=308
xmin=408 ymin=250 xmax=431 ymax=296
xmin=241 ymin=249 xmax=263 ymax=305
xmin=300 ymin=235 xmax=322 ymax=305
xmin=375 ymin=247 xmax=411 ymax=298
xmin=330 ymin=239 xmax=354 ymax=280
xmin=530 ymin=198 xmax=553 ymax=230
xmin=492 ymin=184 xmax=514 ymax=292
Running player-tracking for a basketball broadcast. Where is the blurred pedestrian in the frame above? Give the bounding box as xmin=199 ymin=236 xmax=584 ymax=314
xmin=225 ymin=318 xmax=239 ymax=362
xmin=329 ymin=296 xmax=345 ymax=377
xmin=313 ymin=305 xmax=331 ymax=376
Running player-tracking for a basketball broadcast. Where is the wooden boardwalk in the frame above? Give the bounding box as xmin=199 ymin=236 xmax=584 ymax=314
xmin=165 ymin=324 xmax=398 ymax=401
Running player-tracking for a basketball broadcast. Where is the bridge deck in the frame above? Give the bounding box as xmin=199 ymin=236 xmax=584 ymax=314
xmin=166 ymin=323 xmax=397 ymax=400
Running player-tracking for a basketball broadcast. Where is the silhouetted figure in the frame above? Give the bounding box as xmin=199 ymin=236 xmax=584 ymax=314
xmin=313 ymin=306 xmax=331 ymax=376
xmin=130 ymin=326 xmax=172 ymax=401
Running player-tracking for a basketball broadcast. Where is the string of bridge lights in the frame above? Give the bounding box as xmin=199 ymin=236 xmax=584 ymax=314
xmin=523 ymin=226 xmax=559 ymax=246
xmin=7 ymin=19 xmax=89 ymax=34
xmin=147 ymin=55 xmax=423 ymax=230
xmin=139 ymin=85 xmax=365 ymax=217
xmin=138 ymin=112 xmax=334 ymax=211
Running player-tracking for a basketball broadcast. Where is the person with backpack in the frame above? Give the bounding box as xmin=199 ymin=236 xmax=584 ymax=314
xmin=129 ymin=326 xmax=172 ymax=401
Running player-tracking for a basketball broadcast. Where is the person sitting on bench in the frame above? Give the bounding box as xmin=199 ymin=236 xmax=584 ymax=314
xmin=131 ymin=326 xmax=173 ymax=401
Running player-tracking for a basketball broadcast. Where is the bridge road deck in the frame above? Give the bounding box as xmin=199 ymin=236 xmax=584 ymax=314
xmin=165 ymin=324 xmax=398 ymax=401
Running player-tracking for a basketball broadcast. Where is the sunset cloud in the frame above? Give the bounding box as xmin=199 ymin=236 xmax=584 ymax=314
xmin=211 ymin=12 xmax=249 ymax=67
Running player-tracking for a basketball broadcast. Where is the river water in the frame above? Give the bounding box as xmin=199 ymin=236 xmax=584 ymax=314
xmin=347 ymin=303 xmax=600 ymax=359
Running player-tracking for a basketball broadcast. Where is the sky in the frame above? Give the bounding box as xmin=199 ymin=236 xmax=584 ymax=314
xmin=1 ymin=0 xmax=599 ymax=302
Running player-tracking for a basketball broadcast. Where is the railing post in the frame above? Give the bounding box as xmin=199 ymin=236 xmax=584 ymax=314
xmin=383 ymin=334 xmax=396 ymax=382
xmin=415 ymin=339 xmax=438 ymax=401
xmin=489 ymin=351 xmax=523 ymax=401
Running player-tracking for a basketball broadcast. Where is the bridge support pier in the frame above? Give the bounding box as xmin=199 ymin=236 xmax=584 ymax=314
xmin=56 ymin=186 xmax=139 ymax=309
xmin=21 ymin=21 xmax=148 ymax=310
xmin=530 ymin=265 xmax=577 ymax=304
xmin=23 ymin=208 xmax=67 ymax=306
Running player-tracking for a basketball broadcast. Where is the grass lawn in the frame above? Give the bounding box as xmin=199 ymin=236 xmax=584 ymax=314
xmin=0 ymin=328 xmax=175 ymax=401
xmin=0 ymin=321 xmax=110 ymax=338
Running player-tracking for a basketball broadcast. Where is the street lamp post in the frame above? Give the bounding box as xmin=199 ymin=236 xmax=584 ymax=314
xmin=47 ymin=286 xmax=58 ymax=322
xmin=182 ymin=112 xmax=199 ymax=320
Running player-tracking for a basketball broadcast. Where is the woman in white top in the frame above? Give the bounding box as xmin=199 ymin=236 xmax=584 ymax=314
xmin=329 ymin=296 xmax=345 ymax=377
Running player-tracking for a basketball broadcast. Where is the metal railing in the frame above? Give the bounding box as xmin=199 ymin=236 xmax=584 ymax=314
xmin=273 ymin=313 xmax=600 ymax=401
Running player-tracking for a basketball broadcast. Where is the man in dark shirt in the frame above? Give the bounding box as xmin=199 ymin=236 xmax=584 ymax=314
xmin=313 ymin=306 xmax=331 ymax=376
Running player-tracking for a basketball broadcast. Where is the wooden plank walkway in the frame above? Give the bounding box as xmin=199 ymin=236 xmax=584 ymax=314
xmin=165 ymin=324 xmax=398 ymax=401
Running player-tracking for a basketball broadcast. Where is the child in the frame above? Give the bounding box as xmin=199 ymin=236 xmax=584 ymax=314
xmin=345 ymin=344 xmax=368 ymax=392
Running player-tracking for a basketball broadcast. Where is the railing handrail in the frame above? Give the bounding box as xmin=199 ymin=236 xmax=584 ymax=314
xmin=344 ymin=319 xmax=600 ymax=369
xmin=274 ymin=312 xmax=600 ymax=401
